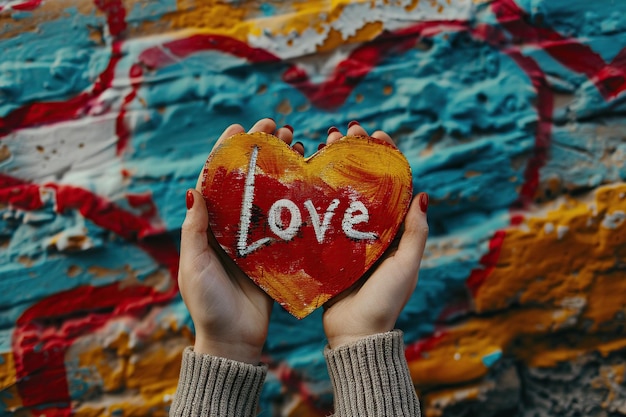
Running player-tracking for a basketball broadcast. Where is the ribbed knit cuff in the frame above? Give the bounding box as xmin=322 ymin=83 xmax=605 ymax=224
xmin=169 ymin=347 xmax=267 ymax=417
xmin=324 ymin=330 xmax=421 ymax=417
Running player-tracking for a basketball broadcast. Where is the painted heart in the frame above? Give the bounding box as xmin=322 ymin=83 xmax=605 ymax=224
xmin=200 ymin=132 xmax=413 ymax=318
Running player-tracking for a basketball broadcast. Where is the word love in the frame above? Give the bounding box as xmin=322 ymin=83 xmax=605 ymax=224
xmin=201 ymin=132 xmax=412 ymax=318
xmin=237 ymin=146 xmax=376 ymax=257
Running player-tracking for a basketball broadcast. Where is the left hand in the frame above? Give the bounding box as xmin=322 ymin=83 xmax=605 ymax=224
xmin=178 ymin=118 xmax=301 ymax=364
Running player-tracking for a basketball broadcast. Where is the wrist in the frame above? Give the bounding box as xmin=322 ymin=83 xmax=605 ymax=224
xmin=194 ymin=336 xmax=263 ymax=365
xmin=328 ymin=331 xmax=390 ymax=350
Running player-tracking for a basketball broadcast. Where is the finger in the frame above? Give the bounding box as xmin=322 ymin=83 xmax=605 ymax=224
xmin=326 ymin=126 xmax=343 ymax=146
xmin=394 ymin=193 xmax=429 ymax=270
xmin=292 ymin=141 xmax=305 ymax=156
xmin=248 ymin=118 xmax=277 ymax=134
xmin=180 ymin=189 xmax=212 ymax=274
xmin=370 ymin=130 xmax=396 ymax=147
xmin=275 ymin=125 xmax=294 ymax=146
xmin=346 ymin=120 xmax=369 ymax=137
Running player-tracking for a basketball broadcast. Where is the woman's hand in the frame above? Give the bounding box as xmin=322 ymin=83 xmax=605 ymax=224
xmin=178 ymin=118 xmax=299 ymax=364
xmin=321 ymin=122 xmax=429 ymax=349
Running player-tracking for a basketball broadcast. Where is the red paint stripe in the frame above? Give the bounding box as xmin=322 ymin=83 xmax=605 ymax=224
xmin=2 ymin=173 xmax=179 ymax=410
xmin=94 ymin=0 xmax=127 ymax=37
xmin=10 ymin=0 xmax=43 ymax=11
xmin=405 ymin=330 xmax=448 ymax=361
xmin=115 ymin=63 xmax=143 ymax=155
xmin=285 ymin=21 xmax=469 ymax=109
xmin=138 ymin=34 xmax=282 ymax=69
xmin=466 ymin=230 xmax=506 ymax=298
xmin=492 ymin=0 xmax=626 ymax=100
xmin=0 ymin=43 xmax=124 ymax=138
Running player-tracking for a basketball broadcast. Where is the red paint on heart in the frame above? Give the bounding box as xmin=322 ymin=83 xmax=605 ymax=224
xmin=201 ymin=133 xmax=413 ymax=318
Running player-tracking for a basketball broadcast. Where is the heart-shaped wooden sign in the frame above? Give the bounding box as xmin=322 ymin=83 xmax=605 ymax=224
xmin=200 ymin=132 xmax=413 ymax=318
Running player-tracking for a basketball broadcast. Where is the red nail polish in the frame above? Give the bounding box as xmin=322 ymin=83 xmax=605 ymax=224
xmin=419 ymin=193 xmax=429 ymax=213
xmin=318 ymin=143 xmax=326 ymax=151
xmin=327 ymin=126 xmax=339 ymax=135
xmin=283 ymin=124 xmax=294 ymax=133
xmin=186 ymin=190 xmax=194 ymax=210
xmin=348 ymin=120 xmax=360 ymax=128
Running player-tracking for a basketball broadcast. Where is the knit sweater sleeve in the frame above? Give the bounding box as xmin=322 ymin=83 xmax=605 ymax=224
xmin=169 ymin=347 xmax=267 ymax=417
xmin=324 ymin=330 xmax=421 ymax=417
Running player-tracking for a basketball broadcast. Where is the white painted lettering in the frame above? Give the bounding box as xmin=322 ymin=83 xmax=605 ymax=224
xmin=237 ymin=146 xmax=271 ymax=257
xmin=342 ymin=201 xmax=377 ymax=241
xmin=268 ymin=199 xmax=301 ymax=241
xmin=304 ymin=199 xmax=340 ymax=243
xmin=236 ymin=149 xmax=376 ymax=255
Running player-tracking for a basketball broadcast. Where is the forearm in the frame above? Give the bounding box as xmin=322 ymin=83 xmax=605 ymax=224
xmin=324 ymin=330 xmax=421 ymax=417
xmin=170 ymin=347 xmax=267 ymax=417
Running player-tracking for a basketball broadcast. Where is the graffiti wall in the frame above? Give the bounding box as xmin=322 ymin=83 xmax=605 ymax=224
xmin=1 ymin=0 xmax=625 ymax=415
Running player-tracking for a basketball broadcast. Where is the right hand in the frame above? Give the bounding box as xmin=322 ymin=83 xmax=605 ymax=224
xmin=178 ymin=118 xmax=300 ymax=364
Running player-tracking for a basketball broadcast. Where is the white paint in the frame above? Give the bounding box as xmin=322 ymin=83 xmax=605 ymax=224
xmin=544 ymin=222 xmax=554 ymax=234
xmin=601 ymin=210 xmax=626 ymax=230
xmin=342 ymin=200 xmax=377 ymax=241
xmin=556 ymin=225 xmax=569 ymax=240
xmin=1 ymin=114 xmax=123 ymax=198
xmin=44 ymin=224 xmax=93 ymax=252
xmin=248 ymin=0 xmax=473 ymax=59
xmin=304 ymin=198 xmax=340 ymax=243
xmin=268 ymin=199 xmax=302 ymax=241
xmin=237 ymin=146 xmax=271 ymax=257
xmin=236 ymin=147 xmax=376 ymax=256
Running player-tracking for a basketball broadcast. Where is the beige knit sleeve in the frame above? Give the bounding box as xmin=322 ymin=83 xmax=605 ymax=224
xmin=169 ymin=347 xmax=267 ymax=417
xmin=324 ymin=330 xmax=421 ymax=417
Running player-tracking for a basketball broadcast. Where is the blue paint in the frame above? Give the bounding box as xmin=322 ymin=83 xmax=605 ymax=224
xmin=127 ymin=0 xmax=178 ymax=23
xmin=0 ymin=6 xmax=110 ymax=116
xmin=482 ymin=349 xmax=502 ymax=367
xmin=260 ymin=3 xmax=277 ymax=17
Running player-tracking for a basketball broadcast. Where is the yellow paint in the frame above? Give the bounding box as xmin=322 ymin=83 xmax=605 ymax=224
xmin=0 ymin=0 xmax=94 ymax=40
xmin=159 ymin=0 xmax=457 ymax=54
xmin=0 ymin=352 xmax=23 ymax=412
xmin=126 ymin=342 xmax=186 ymax=400
xmin=409 ymin=184 xmax=626 ymax=388
xmin=77 ymin=332 xmax=129 ymax=393
xmin=475 ymin=185 xmax=626 ymax=315
xmin=73 ymin=326 xmax=191 ymax=417
xmin=253 ymin=264 xmax=329 ymax=319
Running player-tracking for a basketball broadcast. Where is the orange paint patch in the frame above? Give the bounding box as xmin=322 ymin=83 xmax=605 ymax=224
xmin=408 ymin=184 xmax=626 ymax=390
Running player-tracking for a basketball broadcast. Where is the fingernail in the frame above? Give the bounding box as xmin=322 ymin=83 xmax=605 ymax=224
xmin=267 ymin=117 xmax=275 ymax=123
xmin=294 ymin=141 xmax=304 ymax=149
xmin=348 ymin=120 xmax=360 ymax=128
xmin=318 ymin=143 xmax=326 ymax=151
xmin=419 ymin=192 xmax=429 ymax=213
xmin=328 ymin=126 xmax=339 ymax=135
xmin=186 ymin=189 xmax=194 ymax=210
xmin=283 ymin=124 xmax=294 ymax=133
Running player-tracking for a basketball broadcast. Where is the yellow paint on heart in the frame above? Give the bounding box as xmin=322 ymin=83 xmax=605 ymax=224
xmin=202 ymin=132 xmax=412 ymax=318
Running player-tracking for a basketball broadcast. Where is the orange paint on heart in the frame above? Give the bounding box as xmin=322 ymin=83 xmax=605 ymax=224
xmin=201 ymin=132 xmax=412 ymax=318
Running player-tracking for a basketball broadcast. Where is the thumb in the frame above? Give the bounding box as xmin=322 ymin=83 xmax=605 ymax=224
xmin=180 ymin=189 xmax=210 ymax=268
xmin=356 ymin=193 xmax=429 ymax=308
